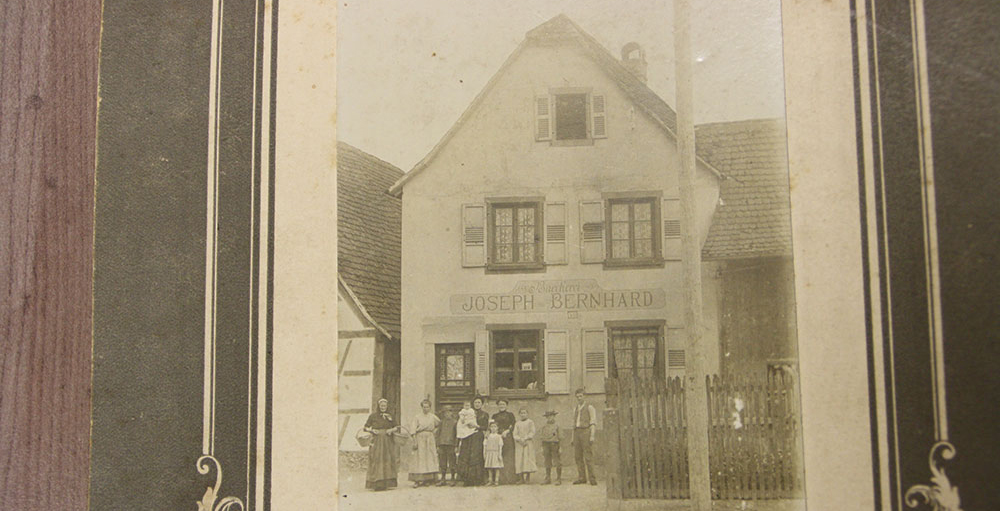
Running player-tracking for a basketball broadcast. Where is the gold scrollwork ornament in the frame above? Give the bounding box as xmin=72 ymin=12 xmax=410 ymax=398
xmin=196 ymin=455 xmax=246 ymax=511
xmin=905 ymin=441 xmax=963 ymax=511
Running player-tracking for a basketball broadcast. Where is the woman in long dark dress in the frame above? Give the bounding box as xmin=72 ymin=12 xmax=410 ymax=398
xmin=363 ymin=398 xmax=400 ymax=491
xmin=491 ymin=398 xmax=517 ymax=484
xmin=456 ymin=396 xmax=490 ymax=486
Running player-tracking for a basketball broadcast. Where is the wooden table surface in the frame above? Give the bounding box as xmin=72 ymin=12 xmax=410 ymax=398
xmin=2 ymin=0 xmax=99 ymax=509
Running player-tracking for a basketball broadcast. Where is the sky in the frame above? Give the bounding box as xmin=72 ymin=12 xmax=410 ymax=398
xmin=337 ymin=0 xmax=786 ymax=171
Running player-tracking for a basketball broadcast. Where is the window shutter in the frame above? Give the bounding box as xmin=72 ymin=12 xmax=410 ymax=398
xmin=462 ymin=203 xmax=487 ymax=267
xmin=579 ymin=200 xmax=605 ymax=264
xmin=582 ymin=328 xmax=607 ymax=393
xmin=662 ymin=198 xmax=681 ymax=260
xmin=666 ymin=327 xmax=685 ymax=376
xmin=591 ymin=93 xmax=607 ymax=139
xmin=544 ymin=202 xmax=567 ymax=265
xmin=544 ymin=330 xmax=569 ymax=394
xmin=535 ymin=95 xmax=552 ymax=141
xmin=475 ymin=330 xmax=490 ymax=396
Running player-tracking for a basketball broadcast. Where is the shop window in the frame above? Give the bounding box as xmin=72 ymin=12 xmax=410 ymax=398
xmin=491 ymin=329 xmax=543 ymax=395
xmin=488 ymin=201 xmax=543 ymax=270
xmin=609 ymin=325 xmax=663 ymax=379
xmin=607 ymin=197 xmax=661 ymax=265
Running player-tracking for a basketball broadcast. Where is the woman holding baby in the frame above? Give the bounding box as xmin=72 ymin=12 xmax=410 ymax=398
xmin=455 ymin=396 xmax=490 ymax=485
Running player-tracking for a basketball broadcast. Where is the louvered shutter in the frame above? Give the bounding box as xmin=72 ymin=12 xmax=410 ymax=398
xmin=535 ymin=95 xmax=552 ymax=141
xmin=582 ymin=328 xmax=607 ymax=393
xmin=579 ymin=200 xmax=605 ymax=263
xmin=591 ymin=93 xmax=607 ymax=139
xmin=475 ymin=330 xmax=490 ymax=396
xmin=544 ymin=202 xmax=567 ymax=265
xmin=666 ymin=327 xmax=685 ymax=377
xmin=662 ymin=198 xmax=681 ymax=260
xmin=462 ymin=203 xmax=487 ymax=267
xmin=544 ymin=330 xmax=569 ymax=394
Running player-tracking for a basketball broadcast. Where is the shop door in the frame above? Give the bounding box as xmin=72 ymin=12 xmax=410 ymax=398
xmin=435 ymin=343 xmax=475 ymax=411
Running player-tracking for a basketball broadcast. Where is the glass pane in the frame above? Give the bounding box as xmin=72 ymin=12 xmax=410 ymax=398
xmin=518 ymin=371 xmax=537 ymax=389
xmin=519 ymin=225 xmax=535 ymax=244
xmin=637 ymin=348 xmax=656 ymax=369
xmin=495 ymin=370 xmax=515 ymax=390
xmin=495 ymin=207 xmax=513 ymax=226
xmin=611 ymin=222 xmax=630 ymax=241
xmin=497 ymin=225 xmax=512 ymax=243
xmin=634 ymin=239 xmax=652 ymax=258
xmin=615 ymin=349 xmax=633 ymax=369
xmin=611 ymin=203 xmax=629 ymax=222
xmin=555 ymin=93 xmax=587 ymax=140
xmin=634 ymin=202 xmax=651 ymax=220
xmin=495 ymin=334 xmax=514 ymax=350
xmin=446 ymin=355 xmax=465 ymax=380
xmin=612 ymin=240 xmax=630 ymax=259
xmin=638 ymin=335 xmax=656 ymax=350
xmin=519 ymin=351 xmax=537 ymax=369
xmin=519 ymin=243 xmax=535 ymax=262
xmin=495 ymin=352 xmax=515 ymax=369
xmin=634 ymin=221 xmax=652 ymax=239
xmin=516 ymin=332 xmax=537 ymax=349
xmin=613 ymin=336 xmax=631 ymax=351
xmin=517 ymin=207 xmax=534 ymax=225
xmin=496 ymin=243 xmax=513 ymax=263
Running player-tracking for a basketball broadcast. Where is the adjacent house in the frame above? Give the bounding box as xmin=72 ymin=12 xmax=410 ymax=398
xmin=698 ymin=119 xmax=797 ymax=376
xmin=337 ymin=142 xmax=403 ymax=451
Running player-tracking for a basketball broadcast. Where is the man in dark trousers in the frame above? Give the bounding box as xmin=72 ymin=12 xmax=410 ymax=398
xmin=572 ymin=388 xmax=597 ymax=485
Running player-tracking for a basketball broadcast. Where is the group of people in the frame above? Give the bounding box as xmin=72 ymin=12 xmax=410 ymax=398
xmin=362 ymin=389 xmax=600 ymax=491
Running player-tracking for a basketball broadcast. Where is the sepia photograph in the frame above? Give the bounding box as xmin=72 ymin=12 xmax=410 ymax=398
xmin=336 ymin=2 xmax=802 ymax=509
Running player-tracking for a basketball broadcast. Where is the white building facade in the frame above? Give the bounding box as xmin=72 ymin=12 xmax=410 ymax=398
xmin=392 ymin=15 xmax=722 ymax=436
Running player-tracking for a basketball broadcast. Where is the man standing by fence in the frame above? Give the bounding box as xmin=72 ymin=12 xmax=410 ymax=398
xmin=572 ymin=388 xmax=597 ymax=485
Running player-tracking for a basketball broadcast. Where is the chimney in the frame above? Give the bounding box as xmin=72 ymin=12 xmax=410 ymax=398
xmin=621 ymin=42 xmax=648 ymax=83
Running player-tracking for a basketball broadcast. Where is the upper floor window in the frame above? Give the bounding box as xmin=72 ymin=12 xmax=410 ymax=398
xmin=535 ymin=90 xmax=606 ymax=144
xmin=488 ymin=201 xmax=543 ymax=270
xmin=608 ymin=197 xmax=658 ymax=261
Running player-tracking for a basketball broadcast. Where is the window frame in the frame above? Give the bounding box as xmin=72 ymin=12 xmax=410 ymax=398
xmin=607 ymin=321 xmax=666 ymax=380
xmin=488 ymin=325 xmax=545 ymax=398
xmin=549 ymin=87 xmax=595 ymax=147
xmin=486 ymin=198 xmax=544 ymax=272
xmin=604 ymin=195 xmax=664 ymax=268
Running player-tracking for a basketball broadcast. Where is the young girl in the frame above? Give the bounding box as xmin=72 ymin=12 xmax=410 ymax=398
xmin=483 ymin=421 xmax=504 ymax=485
xmin=512 ymin=408 xmax=538 ymax=483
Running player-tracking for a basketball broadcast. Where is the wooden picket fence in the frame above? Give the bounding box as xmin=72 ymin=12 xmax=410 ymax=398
xmin=605 ymin=376 xmax=690 ymax=499
xmin=707 ymin=371 xmax=803 ymax=500
xmin=605 ymin=371 xmax=802 ymax=501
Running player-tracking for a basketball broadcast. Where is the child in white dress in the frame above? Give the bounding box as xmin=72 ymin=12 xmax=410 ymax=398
xmin=483 ymin=421 xmax=504 ymax=485
xmin=512 ymin=408 xmax=538 ymax=483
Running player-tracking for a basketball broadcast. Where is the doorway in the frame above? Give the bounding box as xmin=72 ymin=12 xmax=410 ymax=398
xmin=434 ymin=343 xmax=475 ymax=411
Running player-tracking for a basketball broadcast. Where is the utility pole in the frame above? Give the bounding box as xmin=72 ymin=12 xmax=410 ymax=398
xmin=674 ymin=0 xmax=712 ymax=509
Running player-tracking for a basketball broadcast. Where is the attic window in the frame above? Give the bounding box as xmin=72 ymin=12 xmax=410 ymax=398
xmin=555 ymin=94 xmax=588 ymax=140
xmin=535 ymin=90 xmax=606 ymax=144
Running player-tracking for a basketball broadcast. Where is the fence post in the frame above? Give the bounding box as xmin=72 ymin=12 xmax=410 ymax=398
xmin=604 ymin=407 xmax=624 ymax=500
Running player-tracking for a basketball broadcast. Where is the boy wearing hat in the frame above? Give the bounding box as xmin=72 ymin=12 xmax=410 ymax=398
xmin=538 ymin=410 xmax=561 ymax=485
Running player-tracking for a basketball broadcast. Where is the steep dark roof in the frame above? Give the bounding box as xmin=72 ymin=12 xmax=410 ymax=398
xmin=389 ymin=14 xmax=720 ymax=196
xmin=698 ymin=119 xmax=792 ymax=260
xmin=338 ymin=142 xmax=403 ymax=338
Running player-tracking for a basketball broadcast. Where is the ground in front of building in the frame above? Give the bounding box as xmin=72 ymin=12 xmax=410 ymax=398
xmin=339 ymin=465 xmax=606 ymax=511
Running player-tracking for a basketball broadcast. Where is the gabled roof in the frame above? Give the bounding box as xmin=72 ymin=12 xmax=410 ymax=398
xmin=389 ymin=14 xmax=722 ymax=196
xmin=699 ymin=118 xmax=792 ymax=260
xmin=337 ymin=142 xmax=403 ymax=339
